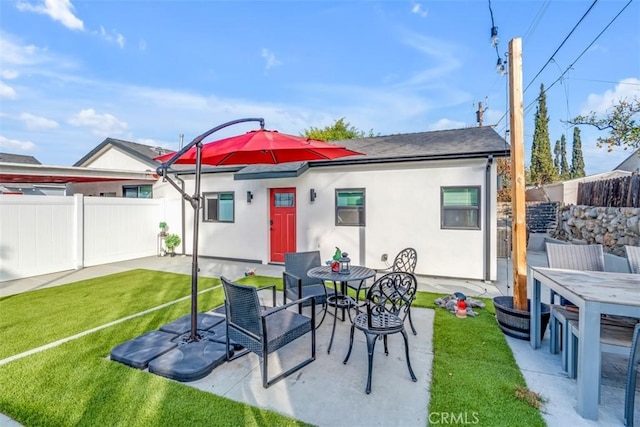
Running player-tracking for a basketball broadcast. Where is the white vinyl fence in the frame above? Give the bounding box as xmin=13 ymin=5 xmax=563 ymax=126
xmin=0 ymin=194 xmax=164 ymax=282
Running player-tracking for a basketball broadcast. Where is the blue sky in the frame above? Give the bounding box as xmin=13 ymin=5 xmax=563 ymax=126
xmin=0 ymin=0 xmax=638 ymax=174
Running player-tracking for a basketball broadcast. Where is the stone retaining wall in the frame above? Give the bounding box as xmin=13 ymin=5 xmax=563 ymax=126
xmin=550 ymin=205 xmax=640 ymax=256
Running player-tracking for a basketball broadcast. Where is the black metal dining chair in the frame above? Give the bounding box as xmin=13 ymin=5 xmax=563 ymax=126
xmin=343 ymin=272 xmax=418 ymax=394
xmin=221 ymin=276 xmax=316 ymax=388
xmin=283 ymin=251 xmax=330 ymax=328
xmin=348 ymin=247 xmax=419 ymax=334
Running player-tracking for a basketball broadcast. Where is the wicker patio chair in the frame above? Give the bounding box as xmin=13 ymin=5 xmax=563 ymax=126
xmin=221 ymin=276 xmax=316 ymax=388
xmin=348 ymin=248 xmax=418 ymax=334
xmin=343 ymin=272 xmax=418 ymax=394
xmin=283 ymin=251 xmax=330 ymax=328
xmin=626 ymin=245 xmax=640 ymax=274
xmin=546 ymin=243 xmax=605 ymax=372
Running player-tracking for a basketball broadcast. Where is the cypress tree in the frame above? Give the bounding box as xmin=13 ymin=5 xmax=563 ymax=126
xmin=553 ymin=138 xmax=561 ymax=175
xmin=559 ymin=134 xmax=570 ymax=179
xmin=530 ymin=84 xmax=557 ymax=184
xmin=570 ymin=127 xmax=586 ymax=178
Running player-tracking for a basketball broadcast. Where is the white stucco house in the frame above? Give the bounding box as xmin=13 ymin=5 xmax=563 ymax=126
xmin=1 ymin=126 xmax=509 ymax=282
xmin=150 ymin=126 xmax=508 ymax=282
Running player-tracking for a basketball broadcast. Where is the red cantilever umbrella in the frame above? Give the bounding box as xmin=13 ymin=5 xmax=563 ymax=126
xmin=154 ymin=128 xmax=363 ymax=166
xmin=154 ymin=119 xmax=363 ymax=343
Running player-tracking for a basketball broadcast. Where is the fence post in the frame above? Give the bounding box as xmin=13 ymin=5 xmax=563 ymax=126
xmin=73 ymin=193 xmax=84 ymax=270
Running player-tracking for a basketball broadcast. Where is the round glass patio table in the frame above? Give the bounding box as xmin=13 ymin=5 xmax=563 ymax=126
xmin=307 ymin=265 xmax=376 ymax=354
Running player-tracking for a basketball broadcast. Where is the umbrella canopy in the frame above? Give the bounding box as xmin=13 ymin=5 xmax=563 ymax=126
xmin=154 ymin=119 xmax=364 ymax=343
xmin=154 ymin=129 xmax=362 ymax=165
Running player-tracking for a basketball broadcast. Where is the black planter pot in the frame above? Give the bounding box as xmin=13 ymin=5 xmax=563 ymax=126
xmin=493 ymin=296 xmax=550 ymax=341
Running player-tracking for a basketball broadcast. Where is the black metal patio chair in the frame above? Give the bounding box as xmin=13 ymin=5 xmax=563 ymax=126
xmin=348 ymin=247 xmax=419 ymax=334
xmin=343 ymin=271 xmax=418 ymax=394
xmin=221 ymin=276 xmax=316 ymax=388
xmin=283 ymin=251 xmax=330 ymax=328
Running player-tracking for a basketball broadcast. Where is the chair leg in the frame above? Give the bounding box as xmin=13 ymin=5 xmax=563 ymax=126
xmin=328 ymin=296 xmax=340 ymax=354
xmin=549 ymin=315 xmax=559 ymax=354
xmin=407 ymin=307 xmax=417 ymax=335
xmin=401 ymin=329 xmax=417 ymax=382
xmin=343 ymin=323 xmax=356 ymax=364
xmin=365 ymin=333 xmax=378 ymax=394
xmin=262 ymin=355 xmax=269 ymax=389
xmin=383 ymin=335 xmax=389 ymax=355
xmin=625 ymin=326 xmax=640 ymax=427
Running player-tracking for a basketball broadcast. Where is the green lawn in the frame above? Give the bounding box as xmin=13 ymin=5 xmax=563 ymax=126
xmin=0 ymin=270 xmax=545 ymax=426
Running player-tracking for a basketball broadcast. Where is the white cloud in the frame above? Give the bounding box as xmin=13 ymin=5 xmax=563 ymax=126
xmin=0 ymin=34 xmax=49 ymax=66
xmin=96 ymin=26 xmax=125 ymax=48
xmin=0 ymin=81 xmax=17 ymax=99
xmin=581 ymin=78 xmax=640 ymax=115
xmin=1 ymin=70 xmax=19 ymax=79
xmin=19 ymin=113 xmax=59 ymax=130
xmin=396 ymin=31 xmax=461 ymax=86
xmin=0 ymin=135 xmax=36 ymax=151
xmin=411 ymin=2 xmax=428 ymax=18
xmin=68 ymin=108 xmax=128 ymax=136
xmin=16 ymin=0 xmax=84 ymax=31
xmin=428 ymin=118 xmax=466 ymax=131
xmin=261 ymin=48 xmax=282 ymax=70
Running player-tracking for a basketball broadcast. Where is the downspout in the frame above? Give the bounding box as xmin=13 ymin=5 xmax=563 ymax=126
xmin=484 ymin=155 xmax=494 ymax=282
xmin=174 ymin=173 xmax=187 ymax=256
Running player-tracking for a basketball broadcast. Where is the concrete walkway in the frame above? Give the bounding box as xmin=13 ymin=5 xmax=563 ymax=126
xmin=1 ymin=250 xmax=638 ymax=426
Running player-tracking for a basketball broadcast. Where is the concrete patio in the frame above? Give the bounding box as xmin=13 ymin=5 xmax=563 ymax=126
xmin=1 ymin=244 xmax=638 ymax=426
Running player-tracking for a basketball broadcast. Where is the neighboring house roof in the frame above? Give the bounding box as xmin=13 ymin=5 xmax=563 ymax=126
xmin=613 ymin=147 xmax=640 ymax=172
xmin=0 ymin=162 xmax=159 ymax=184
xmin=196 ymin=126 xmax=509 ymax=180
xmin=0 ymin=152 xmax=41 ymax=164
xmin=73 ymin=138 xmax=172 ymax=168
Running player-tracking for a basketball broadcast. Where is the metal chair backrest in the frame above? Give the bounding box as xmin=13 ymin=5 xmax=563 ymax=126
xmin=626 ymin=245 xmax=640 ymax=274
xmin=546 ymin=243 xmax=605 ymax=271
xmin=392 ymin=248 xmax=418 ymax=273
xmin=221 ymin=276 xmax=263 ymax=336
xmin=365 ymin=272 xmax=417 ymax=326
xmin=284 ymin=251 xmax=322 ymax=287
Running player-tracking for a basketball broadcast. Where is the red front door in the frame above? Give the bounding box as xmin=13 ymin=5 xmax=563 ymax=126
xmin=270 ymin=188 xmax=296 ymax=263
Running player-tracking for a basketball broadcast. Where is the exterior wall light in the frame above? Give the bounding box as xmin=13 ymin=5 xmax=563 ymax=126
xmin=310 ymin=188 xmax=317 ymax=202
xmin=246 ymin=191 xmax=253 ymax=203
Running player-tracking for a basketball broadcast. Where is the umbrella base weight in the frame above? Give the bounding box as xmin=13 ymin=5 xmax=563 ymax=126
xmin=148 ymin=338 xmax=229 ymax=382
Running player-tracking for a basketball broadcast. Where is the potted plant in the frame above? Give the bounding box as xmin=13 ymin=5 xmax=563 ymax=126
xmin=164 ymin=233 xmax=181 ymax=256
xmin=159 ymin=221 xmax=168 ymax=236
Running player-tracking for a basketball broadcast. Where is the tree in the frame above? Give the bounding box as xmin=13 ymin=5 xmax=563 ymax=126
xmin=301 ymin=117 xmax=376 ymax=141
xmin=569 ymin=97 xmax=640 ymax=151
xmin=553 ymin=134 xmax=569 ymax=179
xmin=530 ymin=84 xmax=557 ymax=185
xmin=570 ymin=127 xmax=585 ymax=178
xmin=496 ymin=157 xmax=511 ymax=202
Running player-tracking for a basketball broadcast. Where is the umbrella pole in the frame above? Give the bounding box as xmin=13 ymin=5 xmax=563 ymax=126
xmin=189 ymin=142 xmax=203 ymax=342
xmin=154 ymin=117 xmax=266 ymax=342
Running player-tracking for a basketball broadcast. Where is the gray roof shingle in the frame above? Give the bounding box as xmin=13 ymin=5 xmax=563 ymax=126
xmin=0 ymin=152 xmax=42 ymax=164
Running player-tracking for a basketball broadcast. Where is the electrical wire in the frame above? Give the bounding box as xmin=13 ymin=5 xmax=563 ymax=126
xmin=523 ymin=0 xmax=599 ymax=95
xmin=493 ymin=0 xmax=632 ymax=130
xmin=523 ymin=0 xmax=634 ymax=117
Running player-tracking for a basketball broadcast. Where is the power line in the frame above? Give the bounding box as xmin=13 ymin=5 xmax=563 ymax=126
xmin=494 ymin=0 xmax=633 ymax=129
xmin=523 ymin=0 xmax=634 ymax=116
xmin=523 ymin=0 xmax=599 ymax=95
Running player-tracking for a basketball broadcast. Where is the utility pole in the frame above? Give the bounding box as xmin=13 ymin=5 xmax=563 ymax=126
xmin=508 ymin=38 xmax=528 ymax=311
xmin=476 ymin=102 xmax=487 ymax=127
